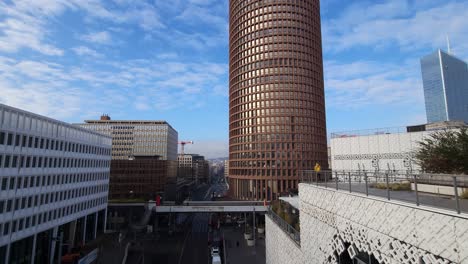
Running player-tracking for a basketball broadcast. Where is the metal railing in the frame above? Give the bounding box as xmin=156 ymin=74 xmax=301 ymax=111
xmin=267 ymin=207 xmax=300 ymax=246
xmin=300 ymin=170 xmax=468 ymax=214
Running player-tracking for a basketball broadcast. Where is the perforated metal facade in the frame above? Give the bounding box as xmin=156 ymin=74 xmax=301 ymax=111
xmin=228 ymin=0 xmax=328 ymax=200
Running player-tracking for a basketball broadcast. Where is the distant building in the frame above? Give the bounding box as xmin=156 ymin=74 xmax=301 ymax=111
xmin=0 ymin=104 xmax=111 ymax=263
xmin=178 ymin=154 xmax=209 ymax=183
xmin=224 ymin=160 xmax=229 ymax=179
xmin=421 ymin=50 xmax=468 ymax=123
xmin=109 ymin=156 xmax=177 ymax=200
xmin=77 ymin=115 xmax=178 ymax=160
xmin=330 ymin=121 xmax=467 ymax=172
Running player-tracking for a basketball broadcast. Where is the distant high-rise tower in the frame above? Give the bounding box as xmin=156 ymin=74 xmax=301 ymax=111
xmin=421 ymin=50 xmax=468 ymax=123
xmin=228 ymin=0 xmax=328 ymax=200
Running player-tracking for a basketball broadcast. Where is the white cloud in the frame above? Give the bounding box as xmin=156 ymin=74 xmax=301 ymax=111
xmin=325 ymin=60 xmax=424 ymax=109
xmin=81 ymin=31 xmax=112 ymax=44
xmin=324 ymin=0 xmax=468 ymax=59
xmin=0 ymin=54 xmax=227 ymax=121
xmin=0 ymin=2 xmax=64 ymax=56
xmin=71 ymin=46 xmax=102 ymax=58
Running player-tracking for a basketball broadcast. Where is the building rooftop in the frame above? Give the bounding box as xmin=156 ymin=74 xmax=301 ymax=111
xmin=331 ymin=121 xmax=467 ymax=139
xmin=83 ymin=120 xmax=170 ymax=125
xmin=279 ymin=196 xmax=299 ymax=210
xmin=0 ymin=103 xmax=112 ymax=139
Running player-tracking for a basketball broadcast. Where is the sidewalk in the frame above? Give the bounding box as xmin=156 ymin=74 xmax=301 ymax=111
xmin=223 ymin=226 xmax=266 ymax=264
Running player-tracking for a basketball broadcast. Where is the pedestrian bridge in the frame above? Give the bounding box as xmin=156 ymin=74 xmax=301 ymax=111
xmin=108 ymin=201 xmax=268 ymax=213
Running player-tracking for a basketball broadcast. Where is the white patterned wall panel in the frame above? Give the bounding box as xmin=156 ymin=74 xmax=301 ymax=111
xmin=266 ymin=216 xmax=303 ymax=264
xmin=298 ymin=184 xmax=468 ymax=263
xmin=266 ymin=184 xmax=468 ymax=263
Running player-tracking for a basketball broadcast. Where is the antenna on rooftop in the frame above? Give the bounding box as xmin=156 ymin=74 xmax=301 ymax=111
xmin=446 ymin=35 xmax=452 ymax=54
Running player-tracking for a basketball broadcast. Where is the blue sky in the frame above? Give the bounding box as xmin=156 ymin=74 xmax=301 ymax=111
xmin=1 ymin=0 xmax=467 ymax=158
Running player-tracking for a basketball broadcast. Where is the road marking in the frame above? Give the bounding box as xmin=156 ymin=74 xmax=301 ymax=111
xmin=178 ymin=228 xmax=192 ymax=264
xmin=204 ymin=186 xmax=213 ymax=200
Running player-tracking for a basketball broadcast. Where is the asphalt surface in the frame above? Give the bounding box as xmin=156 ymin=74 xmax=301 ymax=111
xmin=99 ymin=183 xmax=228 ymax=264
xmin=178 ymin=184 xmax=212 ymax=264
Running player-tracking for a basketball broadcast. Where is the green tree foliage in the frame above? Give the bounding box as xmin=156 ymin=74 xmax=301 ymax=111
xmin=415 ymin=128 xmax=468 ymax=174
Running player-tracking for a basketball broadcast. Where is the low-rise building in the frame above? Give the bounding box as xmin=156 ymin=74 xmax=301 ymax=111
xmin=109 ymin=156 xmax=177 ymax=200
xmin=330 ymin=121 xmax=467 ymax=172
xmin=0 ymin=104 xmax=111 ymax=263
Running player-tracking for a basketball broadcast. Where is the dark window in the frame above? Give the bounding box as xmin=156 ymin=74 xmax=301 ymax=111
xmin=15 ymin=134 xmax=20 ymax=146
xmin=22 ymin=135 xmax=27 ymax=147
xmin=7 ymin=133 xmax=13 ymax=145
xmin=28 ymin=137 xmax=33 ymax=148
xmin=34 ymin=138 xmax=39 ymax=148
xmin=9 ymin=178 xmax=15 ymax=190
xmin=3 ymin=222 xmax=9 ymax=235
xmin=0 ymin=200 xmax=4 ymax=214
xmin=1 ymin=178 xmax=7 ymax=190
xmin=6 ymin=200 xmax=12 ymax=212
xmin=16 ymin=177 xmax=22 ymax=189
xmin=12 ymin=156 xmax=17 ymax=168
xmin=0 ymin=131 xmax=5 ymax=145
xmin=18 ymin=219 xmax=23 ymax=231
xmin=4 ymin=155 xmax=10 ymax=168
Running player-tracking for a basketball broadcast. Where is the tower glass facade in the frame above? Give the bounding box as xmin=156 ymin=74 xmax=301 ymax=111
xmin=228 ymin=0 xmax=328 ymax=200
xmin=421 ymin=50 xmax=468 ymax=123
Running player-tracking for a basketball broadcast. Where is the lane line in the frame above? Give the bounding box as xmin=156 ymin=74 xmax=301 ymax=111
xmin=178 ymin=228 xmax=192 ymax=264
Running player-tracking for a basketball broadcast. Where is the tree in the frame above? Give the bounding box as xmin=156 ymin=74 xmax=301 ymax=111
xmin=415 ymin=128 xmax=468 ymax=174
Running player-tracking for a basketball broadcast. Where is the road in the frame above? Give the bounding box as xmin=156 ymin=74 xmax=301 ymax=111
xmin=106 ymin=183 xmax=227 ymax=264
xmin=178 ymin=184 xmax=214 ymax=264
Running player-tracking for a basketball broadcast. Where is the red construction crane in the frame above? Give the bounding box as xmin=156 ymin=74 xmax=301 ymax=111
xmin=178 ymin=141 xmax=194 ymax=155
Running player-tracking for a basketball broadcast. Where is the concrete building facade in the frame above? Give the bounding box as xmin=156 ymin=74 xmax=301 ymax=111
xmin=266 ymin=183 xmax=468 ymax=264
xmin=330 ymin=122 xmax=467 ymax=172
xmin=0 ymin=104 xmax=111 ymax=263
xmin=78 ymin=116 xmax=178 ymax=160
xmin=228 ymin=0 xmax=328 ymax=201
xmin=178 ymin=154 xmax=209 ymax=184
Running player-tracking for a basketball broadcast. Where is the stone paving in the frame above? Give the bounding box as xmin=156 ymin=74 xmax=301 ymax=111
xmin=223 ymin=225 xmax=266 ymax=264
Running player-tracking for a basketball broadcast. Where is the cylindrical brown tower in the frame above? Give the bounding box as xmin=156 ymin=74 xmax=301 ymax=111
xmin=228 ymin=0 xmax=328 ymax=200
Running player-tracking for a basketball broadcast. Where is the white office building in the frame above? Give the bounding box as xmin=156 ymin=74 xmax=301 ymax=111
xmin=0 ymin=104 xmax=111 ymax=263
xmin=77 ymin=115 xmax=178 ymax=161
xmin=330 ymin=122 xmax=466 ymax=172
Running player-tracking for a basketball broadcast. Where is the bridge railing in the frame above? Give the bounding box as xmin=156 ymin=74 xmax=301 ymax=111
xmin=300 ymin=170 xmax=468 ymax=214
xmin=267 ymin=207 xmax=300 ymax=246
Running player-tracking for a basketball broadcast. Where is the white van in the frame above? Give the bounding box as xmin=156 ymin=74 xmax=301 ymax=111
xmin=212 ymin=255 xmax=222 ymax=264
